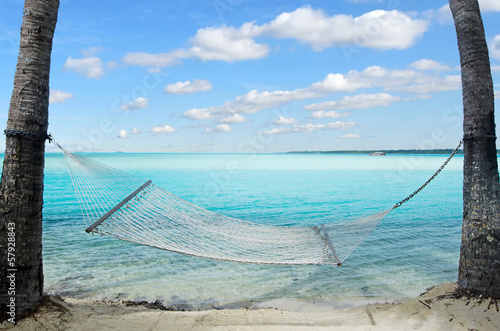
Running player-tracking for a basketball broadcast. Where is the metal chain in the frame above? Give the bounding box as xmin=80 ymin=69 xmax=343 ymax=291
xmin=393 ymin=140 xmax=464 ymax=209
xmin=4 ymin=129 xmax=52 ymax=142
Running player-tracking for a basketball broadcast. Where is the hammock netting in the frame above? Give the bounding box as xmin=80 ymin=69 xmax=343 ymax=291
xmin=60 ymin=146 xmax=393 ymax=266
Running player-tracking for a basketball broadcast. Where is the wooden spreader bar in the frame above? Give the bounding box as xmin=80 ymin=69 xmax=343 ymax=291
xmin=85 ymin=180 xmax=152 ymax=233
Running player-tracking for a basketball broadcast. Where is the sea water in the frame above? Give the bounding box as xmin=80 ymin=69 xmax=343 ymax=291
xmin=3 ymin=153 xmax=465 ymax=309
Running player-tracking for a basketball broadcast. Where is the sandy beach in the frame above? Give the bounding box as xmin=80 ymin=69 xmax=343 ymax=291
xmin=1 ymin=283 xmax=499 ymax=330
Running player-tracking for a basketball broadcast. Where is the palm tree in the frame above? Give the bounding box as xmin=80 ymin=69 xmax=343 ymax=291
xmin=449 ymin=0 xmax=500 ymax=298
xmin=0 ymin=0 xmax=60 ymax=321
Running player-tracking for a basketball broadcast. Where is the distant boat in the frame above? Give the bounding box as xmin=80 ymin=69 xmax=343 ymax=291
xmin=369 ymin=152 xmax=386 ymax=156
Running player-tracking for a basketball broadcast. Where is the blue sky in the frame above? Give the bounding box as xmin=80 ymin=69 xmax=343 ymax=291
xmin=1 ymin=0 xmax=499 ymax=153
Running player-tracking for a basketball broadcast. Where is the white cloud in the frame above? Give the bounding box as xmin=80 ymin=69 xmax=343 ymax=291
xmin=122 ymin=49 xmax=189 ymax=67
xmin=218 ymin=89 xmax=321 ymax=114
xmin=220 ymin=114 xmax=245 ymax=123
xmin=311 ymin=65 xmax=461 ymax=94
xmin=259 ymin=121 xmax=355 ymax=135
xmin=490 ymin=35 xmax=500 ymax=61
xmin=182 ymin=88 xmax=322 ymax=120
xmin=120 ymin=97 xmax=149 ymax=111
xmin=304 ymin=93 xmax=400 ymax=111
xmin=205 ymin=124 xmax=232 ymax=134
xmin=405 ymin=74 xmax=461 ymax=94
xmin=131 ymin=128 xmax=141 ymax=134
xmin=180 ymin=62 xmax=460 ymax=124
xmin=82 ymin=46 xmax=103 ymax=57
xmin=165 ymin=79 xmax=212 ymax=94
xmin=272 ymin=116 xmax=298 ymax=125
xmin=434 ymin=2 xmax=500 ymax=26
xmin=117 ymin=130 xmax=129 ymax=139
xmin=340 ymin=133 xmax=360 ymax=139
xmin=311 ymin=111 xmax=350 ymax=119
xmin=190 ymin=23 xmax=270 ymax=61
xmin=431 ymin=4 xmax=453 ymax=25
xmin=183 ymin=108 xmax=214 ymax=120
xmin=495 ymin=91 xmax=499 ymax=99
xmin=150 ymin=124 xmax=177 ymax=136
xmin=480 ymin=0 xmax=500 ymax=12
xmin=123 ymin=7 xmax=429 ymax=69
xmin=410 ymin=59 xmax=451 ymax=71
xmin=311 ymin=73 xmax=368 ymax=92
xmin=63 ymin=56 xmax=106 ymax=79
xmin=259 ymin=7 xmax=428 ymax=51
xmin=49 ymin=89 xmax=73 ymax=104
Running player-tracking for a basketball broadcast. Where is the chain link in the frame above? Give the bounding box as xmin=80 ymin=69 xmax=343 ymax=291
xmin=4 ymin=129 xmax=52 ymax=142
xmin=393 ymin=140 xmax=463 ymax=209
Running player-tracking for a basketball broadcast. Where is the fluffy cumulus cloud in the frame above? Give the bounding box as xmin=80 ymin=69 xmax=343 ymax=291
xmin=182 ymin=88 xmax=322 ymax=120
xmin=150 ymin=124 xmax=176 ymax=136
xmin=123 ymin=7 xmax=429 ymax=68
xmin=63 ymin=56 xmax=106 ymax=79
xmin=410 ymin=59 xmax=451 ymax=71
xmin=131 ymin=128 xmax=141 ymax=134
xmin=260 ymin=7 xmax=428 ymax=50
xmin=165 ymin=79 xmax=212 ymax=94
xmin=205 ymin=124 xmax=232 ymax=134
xmin=272 ymin=116 xmax=298 ymax=125
xmin=49 ymin=89 xmax=73 ymax=104
xmin=490 ymin=35 xmax=500 ymax=61
xmin=120 ymin=97 xmax=149 ymax=111
xmin=311 ymin=65 xmax=461 ymax=94
xmin=220 ymin=114 xmax=245 ymax=123
xmin=63 ymin=48 xmax=117 ymax=79
xmin=117 ymin=130 xmax=129 ymax=139
xmin=189 ymin=23 xmax=270 ymax=61
xmin=259 ymin=121 xmax=355 ymax=135
xmin=183 ymin=108 xmax=214 ymax=120
xmin=181 ymin=61 xmax=460 ymax=126
xmin=304 ymin=93 xmax=400 ymax=111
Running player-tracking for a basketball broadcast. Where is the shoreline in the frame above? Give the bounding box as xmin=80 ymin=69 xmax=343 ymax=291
xmin=2 ymin=283 xmax=499 ymax=330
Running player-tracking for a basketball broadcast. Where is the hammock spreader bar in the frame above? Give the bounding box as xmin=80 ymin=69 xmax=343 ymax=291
xmin=86 ymin=180 xmax=152 ymax=233
xmin=320 ymin=224 xmax=342 ymax=266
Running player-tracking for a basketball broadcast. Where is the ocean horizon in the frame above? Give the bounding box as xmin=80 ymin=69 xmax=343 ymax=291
xmin=1 ymin=152 xmax=467 ymax=309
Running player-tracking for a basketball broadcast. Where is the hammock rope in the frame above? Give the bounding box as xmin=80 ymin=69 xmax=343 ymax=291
xmin=55 ymin=140 xmax=462 ymax=266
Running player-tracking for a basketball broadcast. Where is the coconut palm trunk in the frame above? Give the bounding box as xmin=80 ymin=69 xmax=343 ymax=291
xmin=449 ymin=0 xmax=500 ymax=298
xmin=0 ymin=0 xmax=60 ymax=322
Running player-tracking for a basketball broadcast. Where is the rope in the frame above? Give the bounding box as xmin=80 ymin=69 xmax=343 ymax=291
xmin=393 ymin=140 xmax=463 ymax=209
xmin=463 ymin=135 xmax=496 ymax=140
xmin=4 ymin=129 xmax=52 ymax=142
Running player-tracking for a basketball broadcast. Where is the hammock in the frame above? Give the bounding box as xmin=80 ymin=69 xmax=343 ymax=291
xmin=57 ymin=141 xmax=462 ymax=266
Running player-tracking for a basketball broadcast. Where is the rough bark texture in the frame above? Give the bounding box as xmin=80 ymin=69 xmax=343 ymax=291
xmin=450 ymin=0 xmax=500 ymax=298
xmin=0 ymin=0 xmax=59 ymax=322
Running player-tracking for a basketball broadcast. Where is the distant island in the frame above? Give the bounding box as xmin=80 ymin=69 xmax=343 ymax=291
xmin=288 ymin=149 xmax=467 ymax=155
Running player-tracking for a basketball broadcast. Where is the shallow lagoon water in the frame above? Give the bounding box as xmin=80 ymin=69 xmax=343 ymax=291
xmin=3 ymin=153 xmax=466 ymax=308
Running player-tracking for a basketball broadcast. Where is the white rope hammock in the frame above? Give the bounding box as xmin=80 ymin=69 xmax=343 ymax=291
xmin=56 ymin=141 xmax=462 ymax=266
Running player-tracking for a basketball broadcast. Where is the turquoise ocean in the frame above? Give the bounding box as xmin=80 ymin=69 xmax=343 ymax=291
xmin=3 ymin=153 xmax=465 ymax=309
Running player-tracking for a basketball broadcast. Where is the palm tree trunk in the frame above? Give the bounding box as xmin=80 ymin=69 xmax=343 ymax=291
xmin=449 ymin=0 xmax=500 ymax=298
xmin=0 ymin=0 xmax=59 ymax=322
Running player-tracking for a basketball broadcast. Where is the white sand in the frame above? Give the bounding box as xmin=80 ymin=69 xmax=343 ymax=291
xmin=2 ymin=283 xmax=499 ymax=330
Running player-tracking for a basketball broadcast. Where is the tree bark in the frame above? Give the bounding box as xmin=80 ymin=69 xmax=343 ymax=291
xmin=449 ymin=0 xmax=500 ymax=298
xmin=0 ymin=0 xmax=59 ymax=322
